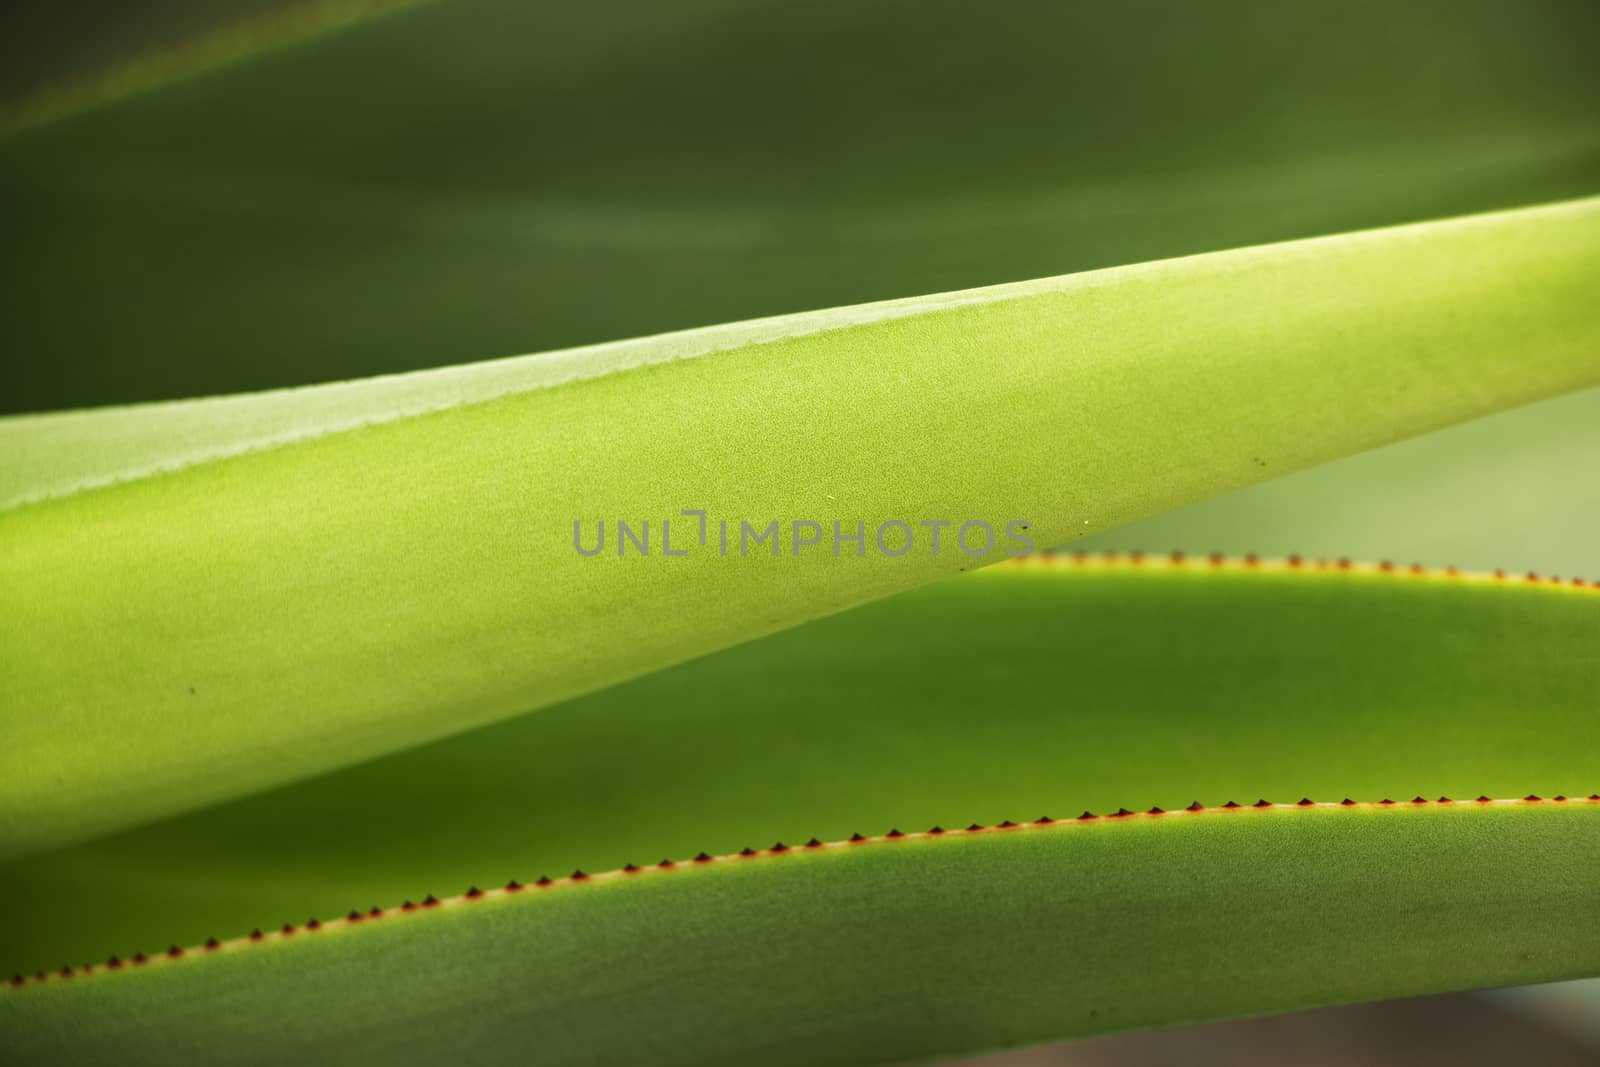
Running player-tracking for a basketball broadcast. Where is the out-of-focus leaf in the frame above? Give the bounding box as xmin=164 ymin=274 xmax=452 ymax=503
xmin=3 ymin=0 xmax=1597 ymax=412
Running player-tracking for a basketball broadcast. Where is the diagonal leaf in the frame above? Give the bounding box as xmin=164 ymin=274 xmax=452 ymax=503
xmin=4 ymin=198 xmax=1600 ymax=861
xmin=2 ymin=199 xmax=1598 ymax=860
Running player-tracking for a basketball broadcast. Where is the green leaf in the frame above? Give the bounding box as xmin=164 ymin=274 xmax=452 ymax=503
xmin=4 ymin=560 xmax=1597 ymax=1062
xmin=1078 ymin=385 xmax=1600 ymax=576
xmin=4 ymin=197 xmax=1599 ymax=860
xmin=7 ymin=3 xmax=1598 ymax=1060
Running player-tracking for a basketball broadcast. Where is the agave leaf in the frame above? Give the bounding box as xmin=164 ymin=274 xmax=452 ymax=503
xmin=4 ymin=808 xmax=1594 ymax=1066
xmin=3 ymin=560 xmax=1597 ymax=1061
xmin=6 ymin=4 xmax=1597 ymax=1060
xmin=3 ymin=198 xmax=1598 ymax=859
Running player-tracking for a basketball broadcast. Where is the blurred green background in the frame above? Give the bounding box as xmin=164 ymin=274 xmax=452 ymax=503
xmin=3 ymin=0 xmax=1597 ymax=413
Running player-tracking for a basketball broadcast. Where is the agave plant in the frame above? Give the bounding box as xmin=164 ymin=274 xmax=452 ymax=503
xmin=2 ymin=2 xmax=1597 ymax=1063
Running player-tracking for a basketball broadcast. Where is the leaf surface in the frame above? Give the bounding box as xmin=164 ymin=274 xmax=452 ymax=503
xmin=3 ymin=560 xmax=1598 ymax=1062
xmin=3 ymin=199 xmax=1599 ymax=858
xmin=1079 ymin=385 xmax=1600 ymax=576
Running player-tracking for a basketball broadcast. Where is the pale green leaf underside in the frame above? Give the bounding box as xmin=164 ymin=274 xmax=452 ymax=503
xmin=3 ymin=563 xmax=1597 ymax=1062
xmin=1079 ymin=385 xmax=1600 ymax=577
xmin=3 ymin=197 xmax=1598 ymax=860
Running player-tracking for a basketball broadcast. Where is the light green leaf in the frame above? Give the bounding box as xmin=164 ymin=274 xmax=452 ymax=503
xmin=4 ymin=197 xmax=1598 ymax=859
